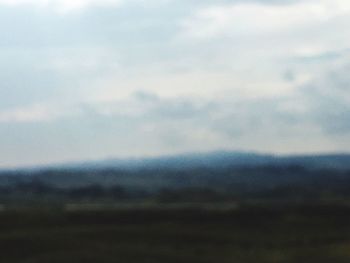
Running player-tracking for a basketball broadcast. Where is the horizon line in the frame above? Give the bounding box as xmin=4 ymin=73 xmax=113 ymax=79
xmin=1 ymin=149 xmax=350 ymax=172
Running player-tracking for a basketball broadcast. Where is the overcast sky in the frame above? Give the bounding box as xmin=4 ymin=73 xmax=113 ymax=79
xmin=0 ymin=0 xmax=349 ymax=167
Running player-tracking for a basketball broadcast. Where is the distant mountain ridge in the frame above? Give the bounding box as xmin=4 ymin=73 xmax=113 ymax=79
xmin=1 ymin=151 xmax=350 ymax=203
xmin=26 ymin=151 xmax=350 ymax=172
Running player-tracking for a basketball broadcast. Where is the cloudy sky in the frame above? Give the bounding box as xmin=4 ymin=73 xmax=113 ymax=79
xmin=0 ymin=0 xmax=349 ymax=167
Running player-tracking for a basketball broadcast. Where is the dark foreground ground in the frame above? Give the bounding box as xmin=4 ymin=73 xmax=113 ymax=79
xmin=1 ymin=203 xmax=350 ymax=263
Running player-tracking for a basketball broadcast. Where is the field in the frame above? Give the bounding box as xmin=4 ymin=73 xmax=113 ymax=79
xmin=1 ymin=204 xmax=350 ymax=263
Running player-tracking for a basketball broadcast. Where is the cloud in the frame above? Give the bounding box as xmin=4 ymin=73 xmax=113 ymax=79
xmin=0 ymin=0 xmax=349 ymax=167
xmin=0 ymin=102 xmax=83 ymax=123
xmin=0 ymin=47 xmax=114 ymax=110
xmin=180 ymin=0 xmax=350 ymax=39
xmin=0 ymin=0 xmax=123 ymax=13
xmin=299 ymin=63 xmax=350 ymax=135
xmin=0 ymin=104 xmax=58 ymax=123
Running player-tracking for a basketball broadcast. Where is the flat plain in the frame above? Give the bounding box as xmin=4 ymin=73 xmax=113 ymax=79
xmin=1 ymin=204 xmax=350 ymax=263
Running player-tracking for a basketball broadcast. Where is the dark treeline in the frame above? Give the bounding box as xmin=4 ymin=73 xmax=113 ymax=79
xmin=0 ymin=165 xmax=350 ymax=203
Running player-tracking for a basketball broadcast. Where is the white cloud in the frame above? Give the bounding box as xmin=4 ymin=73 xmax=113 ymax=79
xmin=0 ymin=105 xmax=53 ymax=123
xmin=0 ymin=0 xmax=123 ymax=13
xmin=181 ymin=0 xmax=350 ymax=38
xmin=0 ymin=103 xmax=82 ymax=123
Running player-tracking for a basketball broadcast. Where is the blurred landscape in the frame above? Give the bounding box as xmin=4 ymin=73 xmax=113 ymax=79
xmin=1 ymin=152 xmax=350 ymax=262
xmin=1 ymin=151 xmax=350 ymax=206
xmin=1 ymin=0 xmax=350 ymax=261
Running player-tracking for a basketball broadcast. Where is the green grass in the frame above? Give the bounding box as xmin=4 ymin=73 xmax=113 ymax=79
xmin=1 ymin=204 xmax=350 ymax=263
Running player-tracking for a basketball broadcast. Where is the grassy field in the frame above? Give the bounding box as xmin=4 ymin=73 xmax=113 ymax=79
xmin=1 ymin=204 xmax=350 ymax=263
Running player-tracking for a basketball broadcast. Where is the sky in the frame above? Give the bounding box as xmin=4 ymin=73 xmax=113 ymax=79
xmin=0 ymin=0 xmax=349 ymax=167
